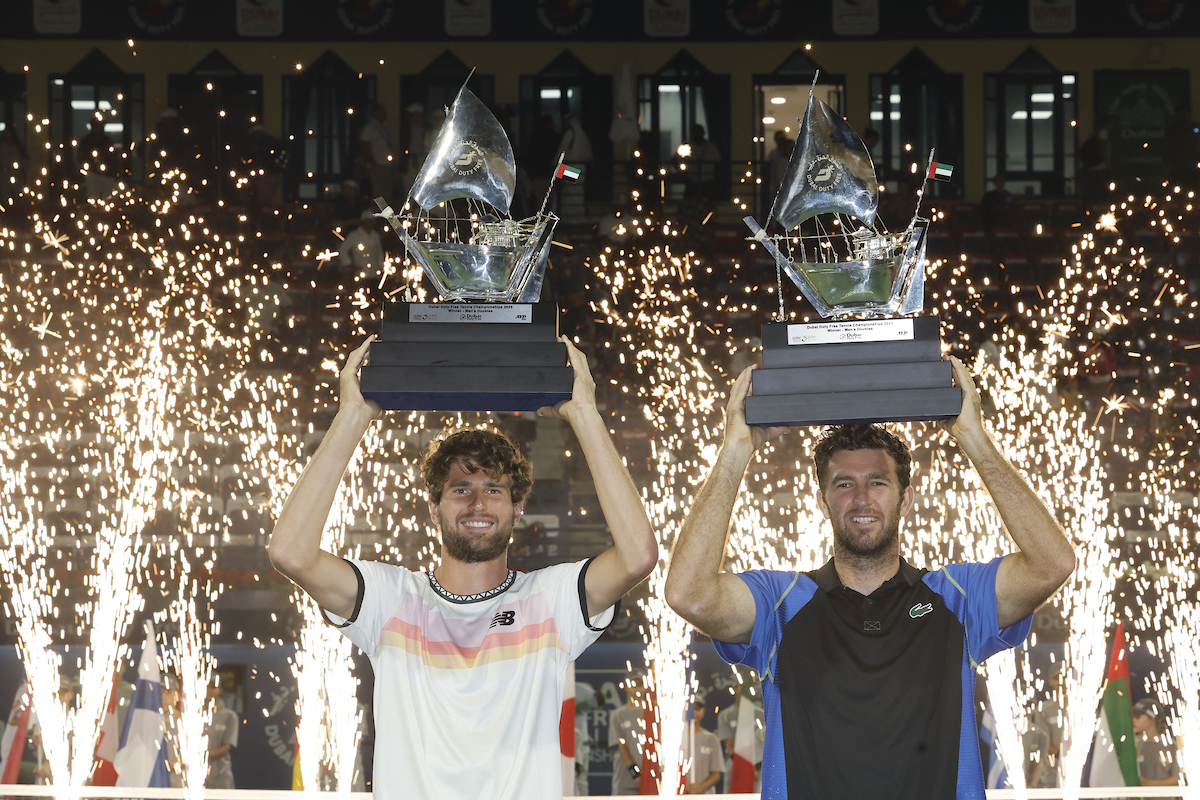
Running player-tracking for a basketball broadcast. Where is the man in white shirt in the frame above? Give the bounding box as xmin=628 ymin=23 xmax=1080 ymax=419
xmin=360 ymin=104 xmax=396 ymax=204
xmin=682 ymin=701 xmax=723 ymax=795
xmin=268 ymin=337 xmax=656 ymax=800
xmin=204 ymin=678 xmax=240 ymax=789
xmin=608 ymin=672 xmax=647 ymax=796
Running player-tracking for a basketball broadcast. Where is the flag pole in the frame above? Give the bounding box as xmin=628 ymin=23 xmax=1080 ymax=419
xmin=537 ymin=152 xmax=565 ymax=220
xmin=913 ymin=147 xmax=936 ymax=220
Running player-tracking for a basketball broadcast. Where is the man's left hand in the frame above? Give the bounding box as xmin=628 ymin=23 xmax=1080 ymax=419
xmin=944 ymin=356 xmax=984 ymax=442
xmin=537 ymin=336 xmax=596 ymax=422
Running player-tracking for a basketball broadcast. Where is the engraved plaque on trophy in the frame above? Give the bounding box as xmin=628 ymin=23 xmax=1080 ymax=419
xmin=740 ymin=79 xmax=962 ymax=427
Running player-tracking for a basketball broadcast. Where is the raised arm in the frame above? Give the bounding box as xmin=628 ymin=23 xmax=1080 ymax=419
xmin=268 ymin=337 xmax=381 ymax=618
xmin=947 ymin=357 xmax=1076 ymax=630
xmin=538 ymin=337 xmax=657 ymax=617
xmin=666 ymin=367 xmax=788 ymax=644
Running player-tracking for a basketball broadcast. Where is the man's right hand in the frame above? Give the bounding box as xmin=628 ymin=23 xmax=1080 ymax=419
xmin=725 ymin=366 xmax=792 ymax=454
xmin=340 ymin=336 xmax=383 ymax=422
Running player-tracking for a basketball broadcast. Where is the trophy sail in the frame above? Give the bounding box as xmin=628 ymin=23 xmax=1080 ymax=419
xmin=770 ymin=93 xmax=879 ymax=230
xmin=410 ymin=87 xmax=517 ymax=214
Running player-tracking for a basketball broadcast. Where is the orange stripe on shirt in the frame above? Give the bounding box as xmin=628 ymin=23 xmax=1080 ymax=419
xmin=379 ymin=627 xmax=566 ymax=669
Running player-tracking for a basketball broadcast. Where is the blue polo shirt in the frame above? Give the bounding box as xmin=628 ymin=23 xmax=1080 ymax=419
xmin=714 ymin=556 xmax=1031 ymax=800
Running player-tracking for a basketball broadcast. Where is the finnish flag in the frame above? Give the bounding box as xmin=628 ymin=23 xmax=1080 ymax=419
xmin=114 ymin=622 xmax=171 ymax=789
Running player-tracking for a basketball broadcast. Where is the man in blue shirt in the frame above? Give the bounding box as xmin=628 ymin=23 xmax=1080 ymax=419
xmin=665 ymin=357 xmax=1076 ymax=799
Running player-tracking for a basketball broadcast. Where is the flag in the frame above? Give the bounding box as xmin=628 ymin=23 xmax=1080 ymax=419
xmin=980 ymin=696 xmax=1010 ymax=790
xmin=555 ymin=163 xmax=582 ymax=183
xmin=292 ymin=734 xmax=303 ymax=789
xmin=92 ymin=672 xmax=122 ymax=785
xmin=728 ymin=668 xmax=759 ymax=793
xmin=560 ymin=662 xmax=576 ymax=796
xmin=928 ymin=161 xmax=954 ymax=182
xmin=0 ymin=681 xmax=32 ymax=784
xmin=638 ymin=683 xmax=659 ymax=795
xmin=114 ymin=623 xmax=171 ymax=789
xmin=1088 ymin=621 xmax=1140 ymax=788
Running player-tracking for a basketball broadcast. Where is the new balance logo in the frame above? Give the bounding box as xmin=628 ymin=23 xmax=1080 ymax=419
xmin=910 ymin=602 xmax=934 ymax=619
xmin=490 ymin=611 xmax=516 ymax=628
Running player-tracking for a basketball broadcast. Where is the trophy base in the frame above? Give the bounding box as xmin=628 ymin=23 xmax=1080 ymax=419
xmin=746 ymin=315 xmax=962 ymax=427
xmin=360 ymin=302 xmax=573 ymax=412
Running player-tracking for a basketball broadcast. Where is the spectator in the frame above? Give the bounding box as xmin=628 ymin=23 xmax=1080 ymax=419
xmin=978 ymin=173 xmax=1019 ymax=229
xmin=338 ymin=210 xmax=385 ymax=279
xmin=557 ymin=115 xmax=593 ymax=219
xmin=861 ymin=127 xmax=882 ymax=185
xmin=401 ymin=102 xmax=428 ymax=186
xmin=161 ymin=677 xmax=183 ymax=789
xmin=1161 ymin=103 xmax=1199 ymax=188
xmin=332 ymin=178 xmax=368 ymax=230
xmin=766 ymin=130 xmax=795 ymax=198
xmin=244 ymin=124 xmax=286 ymax=207
xmin=597 ymin=204 xmax=633 ymax=246
xmin=0 ymin=127 xmax=29 ymax=203
xmin=151 ymin=108 xmax=195 ymax=181
xmin=609 ymin=672 xmax=647 ymax=796
xmin=526 ymin=114 xmax=560 ymax=213
xmin=360 ymin=103 xmax=397 ymax=203
xmin=1079 ymin=115 xmax=1114 ymax=201
xmin=79 ymin=116 xmax=118 ymax=199
xmin=683 ymin=124 xmax=721 ymax=200
xmin=32 ymin=676 xmax=77 ymax=783
xmin=1028 ymin=663 xmax=1064 ymax=788
xmin=1132 ymin=698 xmax=1179 ymax=788
xmin=682 ymin=700 xmax=723 ymax=795
xmin=216 ymin=667 xmax=245 ymax=718
xmin=204 ymin=676 xmax=239 ymax=789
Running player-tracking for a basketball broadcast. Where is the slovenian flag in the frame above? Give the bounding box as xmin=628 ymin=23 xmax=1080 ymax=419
xmin=1087 ymin=620 xmax=1140 ymax=788
xmin=114 ymin=622 xmax=171 ymax=789
xmin=927 ymin=161 xmax=954 ymax=182
xmin=555 ymin=163 xmax=582 ymax=183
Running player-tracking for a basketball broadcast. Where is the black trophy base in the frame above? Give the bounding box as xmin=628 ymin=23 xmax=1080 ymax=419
xmin=747 ymin=315 xmax=963 ymax=427
xmin=360 ymin=302 xmax=573 ymax=412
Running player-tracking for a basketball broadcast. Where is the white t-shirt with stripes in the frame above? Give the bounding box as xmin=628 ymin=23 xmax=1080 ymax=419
xmin=326 ymin=557 xmax=614 ymax=800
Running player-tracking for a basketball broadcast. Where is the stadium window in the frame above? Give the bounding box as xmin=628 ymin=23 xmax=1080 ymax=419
xmin=985 ymin=48 xmax=1076 ymax=198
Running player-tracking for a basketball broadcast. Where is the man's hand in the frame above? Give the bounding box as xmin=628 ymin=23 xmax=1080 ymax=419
xmin=537 ymin=336 xmax=596 ymax=422
xmin=340 ymin=336 xmax=383 ymax=423
xmin=725 ymin=366 xmax=792 ymax=453
xmin=944 ymin=356 xmax=984 ymax=442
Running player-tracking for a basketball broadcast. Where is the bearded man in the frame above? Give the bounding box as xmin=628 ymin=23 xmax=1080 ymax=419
xmin=269 ymin=336 xmax=656 ymax=800
xmin=665 ymin=358 xmax=1076 ymax=800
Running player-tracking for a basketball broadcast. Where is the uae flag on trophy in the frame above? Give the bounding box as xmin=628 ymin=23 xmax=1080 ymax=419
xmin=1087 ymin=620 xmax=1139 ymax=788
xmin=555 ymin=162 xmax=582 ymax=183
xmin=927 ymin=161 xmax=954 ymax=182
xmin=728 ymin=668 xmax=759 ymax=793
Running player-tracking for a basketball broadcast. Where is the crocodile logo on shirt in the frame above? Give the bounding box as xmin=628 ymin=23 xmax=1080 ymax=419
xmin=909 ymin=602 xmax=934 ymax=618
xmin=490 ymin=610 xmax=516 ymax=628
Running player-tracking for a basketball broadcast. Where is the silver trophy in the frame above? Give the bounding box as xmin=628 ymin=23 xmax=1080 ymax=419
xmin=744 ymin=88 xmax=929 ymax=319
xmin=740 ymin=80 xmax=959 ymax=426
xmin=362 ymin=83 xmax=572 ymax=412
xmin=374 ymin=86 xmax=558 ymax=303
